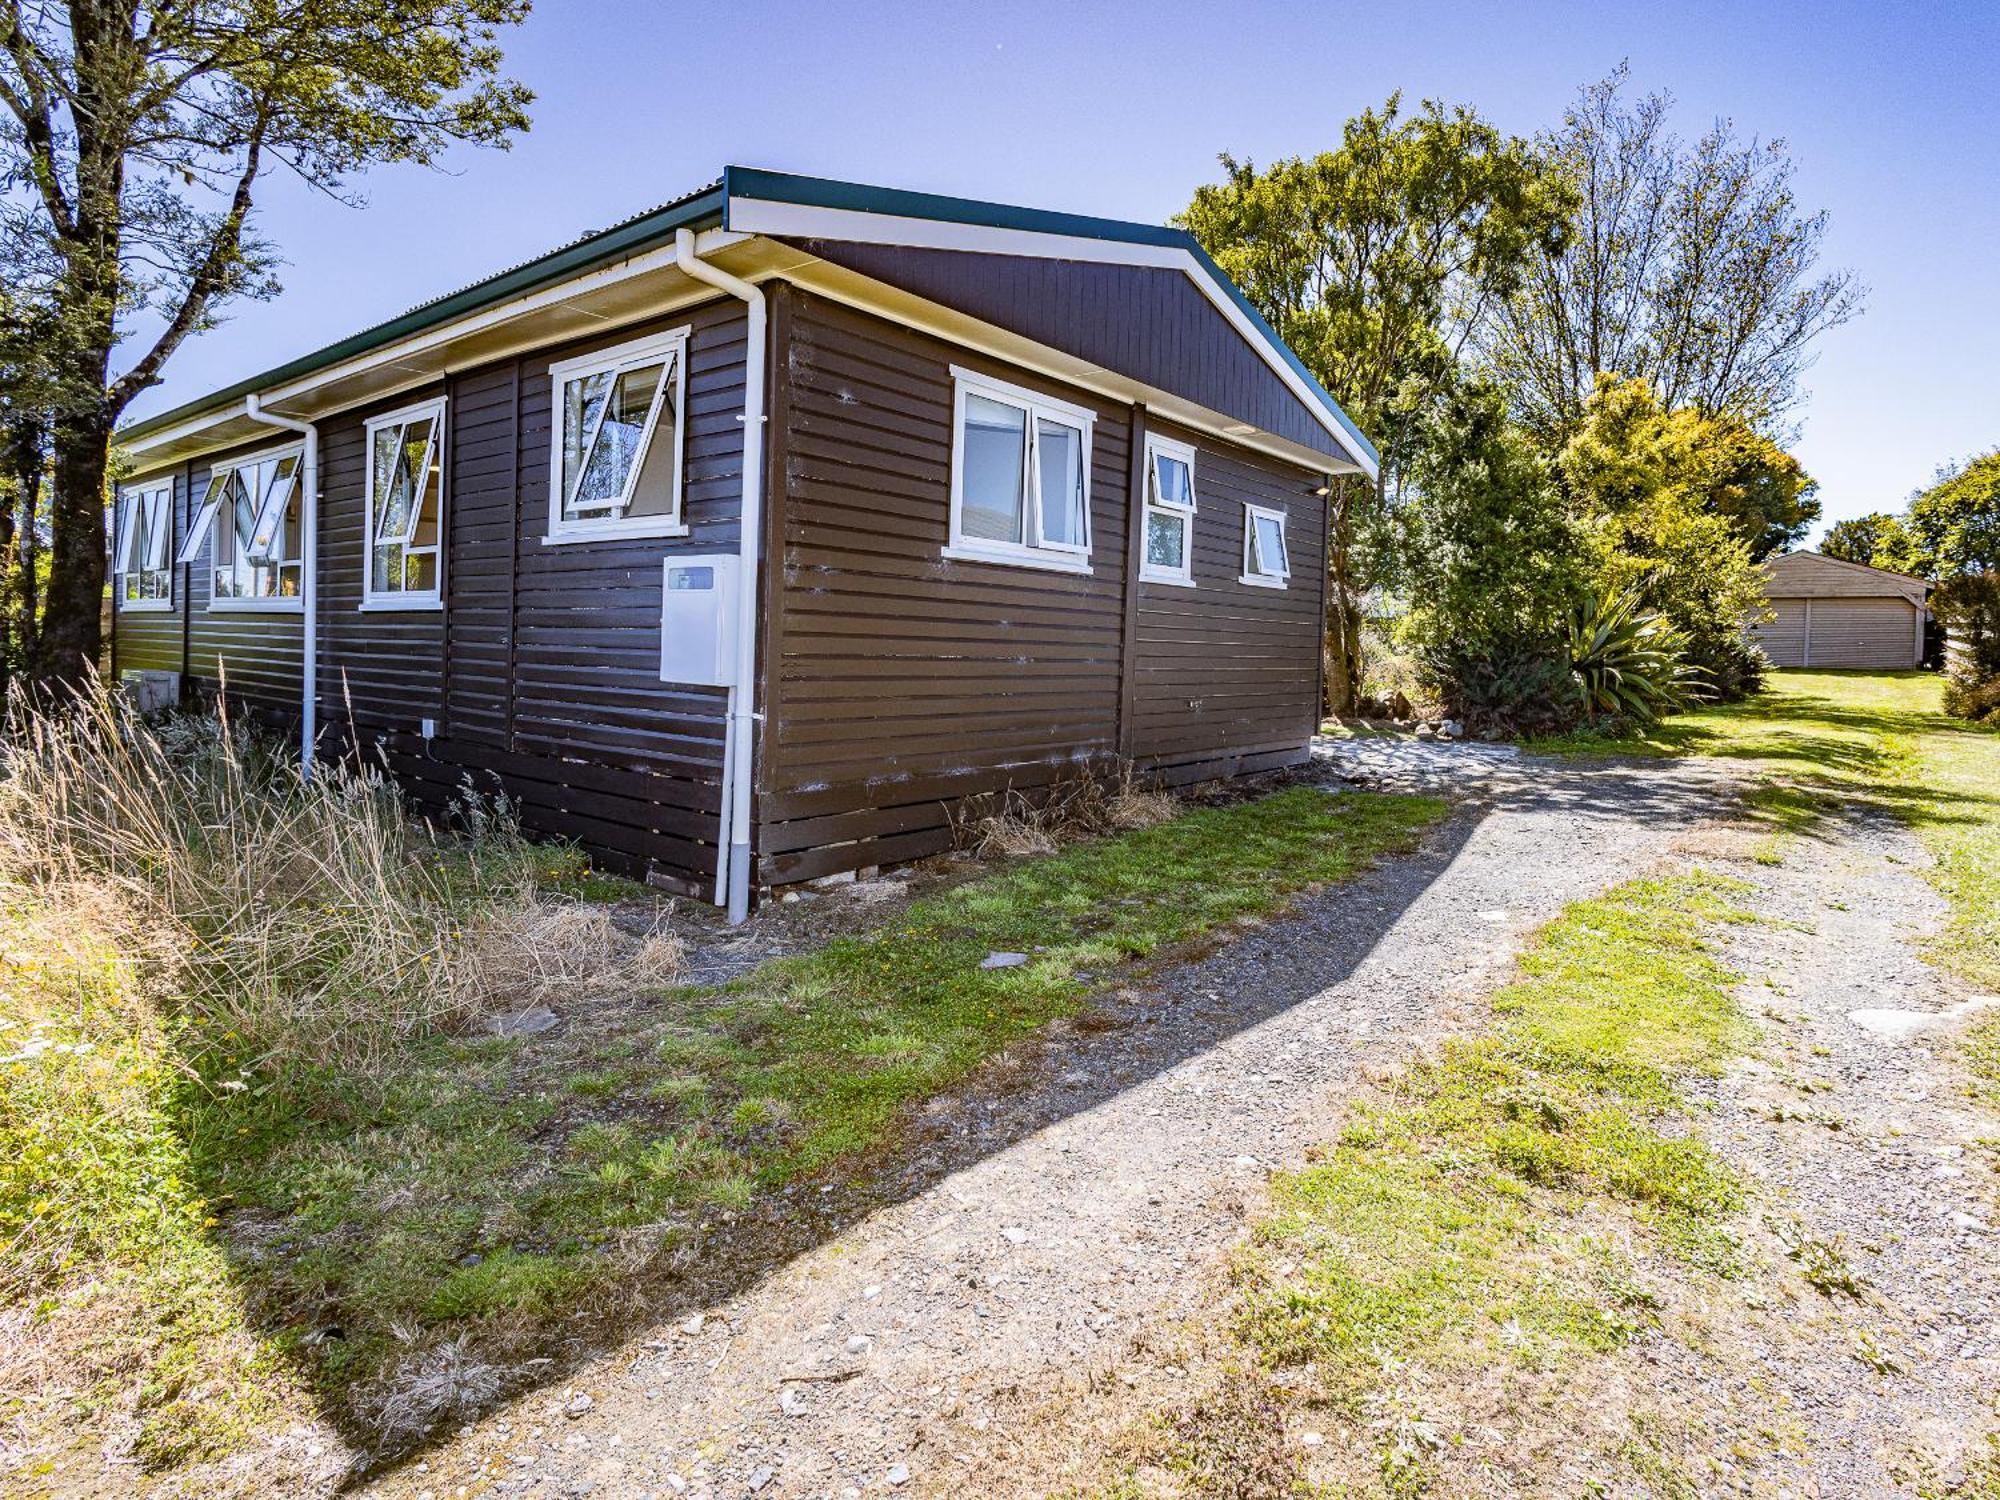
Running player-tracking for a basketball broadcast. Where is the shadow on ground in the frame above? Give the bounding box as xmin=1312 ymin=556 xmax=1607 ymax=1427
xmin=175 ymin=754 xmax=1735 ymax=1492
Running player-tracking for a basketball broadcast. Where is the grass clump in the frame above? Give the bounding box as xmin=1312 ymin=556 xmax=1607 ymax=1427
xmin=1235 ymin=873 xmax=1752 ymax=1408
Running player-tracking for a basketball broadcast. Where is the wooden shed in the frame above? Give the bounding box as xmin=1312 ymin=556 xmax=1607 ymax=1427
xmin=110 ymin=168 xmax=1376 ymax=919
xmin=1748 ymin=551 xmax=1930 ymax=669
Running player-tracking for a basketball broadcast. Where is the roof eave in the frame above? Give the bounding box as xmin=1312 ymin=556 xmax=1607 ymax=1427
xmin=118 ymin=184 xmax=727 ymax=448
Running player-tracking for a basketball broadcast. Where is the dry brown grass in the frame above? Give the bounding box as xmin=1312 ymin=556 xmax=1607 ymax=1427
xmin=960 ymin=760 xmax=1180 ymax=858
xmin=0 ymin=682 xmax=672 ymax=1075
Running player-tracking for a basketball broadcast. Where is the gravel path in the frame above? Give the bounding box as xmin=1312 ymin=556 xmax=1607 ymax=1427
xmin=1643 ymin=794 xmax=2000 ymax=1496
xmin=365 ymin=747 xmax=1740 ymax=1500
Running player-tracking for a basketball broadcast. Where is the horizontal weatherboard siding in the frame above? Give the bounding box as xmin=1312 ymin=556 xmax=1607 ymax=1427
xmin=755 ymin=288 xmax=1325 ymax=885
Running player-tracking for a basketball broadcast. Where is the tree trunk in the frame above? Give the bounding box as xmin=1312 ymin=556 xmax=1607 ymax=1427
xmin=1321 ymin=487 xmax=1364 ymax=718
xmin=33 ymin=411 xmax=112 ymax=691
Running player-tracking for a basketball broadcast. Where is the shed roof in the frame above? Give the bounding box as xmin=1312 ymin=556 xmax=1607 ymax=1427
xmin=1762 ymin=550 xmax=1930 ymax=605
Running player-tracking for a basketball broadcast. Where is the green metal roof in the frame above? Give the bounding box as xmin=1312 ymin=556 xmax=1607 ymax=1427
xmin=121 ymin=166 xmax=1376 ymax=472
xmin=119 ymin=181 xmax=726 ymax=443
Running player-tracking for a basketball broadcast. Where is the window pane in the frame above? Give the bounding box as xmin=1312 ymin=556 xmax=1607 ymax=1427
xmin=403 ymin=551 xmax=438 ymax=593
xmin=1155 ymin=454 xmax=1194 ymax=509
xmin=1146 ymin=510 xmax=1186 ymax=571
xmin=371 ymin=423 xmax=405 ymax=539
xmin=372 ymin=543 xmax=401 ymax=596
xmin=562 ymin=370 xmax=614 ymax=509
xmin=1036 ymin=417 xmax=1085 ymax=549
xmin=575 ymin=361 xmax=665 ymax=513
xmin=960 ymin=394 xmax=1026 ymax=543
xmin=625 ymin=362 xmax=679 ymax=518
xmin=1255 ymin=513 xmax=1288 ymax=575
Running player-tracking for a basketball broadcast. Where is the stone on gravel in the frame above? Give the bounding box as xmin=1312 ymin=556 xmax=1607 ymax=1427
xmin=563 ymin=1393 xmax=593 ymax=1419
xmin=747 ymin=1465 xmax=774 ymax=1492
xmin=486 ymin=1004 xmax=559 ymax=1038
xmin=885 ymin=1463 xmax=910 ymax=1486
xmin=1848 ymin=996 xmax=1999 ymax=1038
xmin=979 ymin=951 xmax=1029 ymax=969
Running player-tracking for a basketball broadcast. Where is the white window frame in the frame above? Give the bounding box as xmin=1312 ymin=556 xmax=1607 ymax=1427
xmin=943 ymin=366 xmax=1095 ymax=575
xmin=203 ymin=441 xmax=307 ymax=612
xmin=114 ymin=481 xmax=174 ymax=611
xmin=361 ymin=396 xmax=447 ymax=611
xmin=1139 ymin=434 xmax=1199 ymax=588
xmin=544 ymin=327 xmax=691 ymax=545
xmin=1240 ymin=502 xmax=1291 ymax=589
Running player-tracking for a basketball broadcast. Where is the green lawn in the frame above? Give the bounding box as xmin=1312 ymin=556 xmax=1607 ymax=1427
xmin=1535 ymin=670 xmax=2000 ymax=1000
xmin=5 ymin=782 xmax=1444 ymax=1472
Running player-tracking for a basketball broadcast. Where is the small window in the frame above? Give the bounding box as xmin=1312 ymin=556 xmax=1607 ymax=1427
xmin=114 ymin=482 xmax=174 ymax=609
xmin=946 ymin=367 xmax=1094 ymax=573
xmin=364 ymin=398 xmax=445 ymax=607
xmin=183 ymin=445 xmax=303 ymax=607
xmin=1241 ymin=503 xmax=1290 ymax=588
xmin=1140 ymin=435 xmax=1198 ymax=586
xmin=546 ymin=328 xmax=688 ymax=542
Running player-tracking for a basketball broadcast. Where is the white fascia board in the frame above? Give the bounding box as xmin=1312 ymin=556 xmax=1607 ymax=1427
xmin=725 ymin=197 xmax=1379 ymax=482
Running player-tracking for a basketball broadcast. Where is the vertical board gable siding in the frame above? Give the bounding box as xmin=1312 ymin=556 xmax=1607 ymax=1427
xmin=756 ymin=291 xmax=1321 ymax=885
xmin=790 ymin=240 xmax=1350 ymax=465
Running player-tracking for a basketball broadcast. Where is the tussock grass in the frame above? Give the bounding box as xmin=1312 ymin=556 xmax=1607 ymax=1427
xmin=0 ymin=690 xmax=674 ymax=1475
xmin=0 ymin=694 xmax=1446 ymax=1478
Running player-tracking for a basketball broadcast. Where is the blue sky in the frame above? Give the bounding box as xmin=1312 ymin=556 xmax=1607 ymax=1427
xmin=125 ymin=0 xmax=1999 ymax=536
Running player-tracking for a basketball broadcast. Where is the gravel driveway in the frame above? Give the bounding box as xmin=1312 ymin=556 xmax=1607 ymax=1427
xmin=365 ymin=745 xmax=1741 ymax=1500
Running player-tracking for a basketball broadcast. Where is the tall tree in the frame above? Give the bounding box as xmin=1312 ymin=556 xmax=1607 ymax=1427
xmin=1667 ymin=405 xmax=1818 ymax=560
xmin=1882 ymin=450 xmax=2000 ymax=579
xmin=1480 ymin=65 xmax=1864 ymax=441
xmin=0 ymin=0 xmax=532 ymax=688
xmin=1559 ymin=374 xmax=1770 ymax=699
xmin=1819 ymin=511 xmax=1907 ymax=568
xmin=1179 ymin=94 xmax=1572 ymax=712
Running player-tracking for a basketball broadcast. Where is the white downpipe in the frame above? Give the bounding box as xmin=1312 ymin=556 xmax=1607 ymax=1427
xmin=244 ymin=395 xmax=320 ymax=774
xmin=674 ymin=228 xmax=766 ymax=925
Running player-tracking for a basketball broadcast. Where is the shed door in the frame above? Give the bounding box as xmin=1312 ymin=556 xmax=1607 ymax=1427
xmin=1807 ymin=599 xmax=1919 ymax=668
xmin=1751 ymin=599 xmax=1808 ymax=667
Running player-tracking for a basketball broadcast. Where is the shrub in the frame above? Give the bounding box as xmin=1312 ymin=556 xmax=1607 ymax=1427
xmin=1936 ymin=573 xmax=2000 ymax=725
xmin=1566 ymin=590 xmax=1709 ymax=722
xmin=1421 ymin=638 xmax=1583 ymax=737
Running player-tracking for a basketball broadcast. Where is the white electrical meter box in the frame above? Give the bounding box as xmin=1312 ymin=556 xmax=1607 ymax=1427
xmin=659 ymin=553 xmax=739 ymax=686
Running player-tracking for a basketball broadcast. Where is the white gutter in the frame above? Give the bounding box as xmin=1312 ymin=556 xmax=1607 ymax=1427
xmin=244 ymin=395 xmax=320 ymax=774
xmin=673 ymin=228 xmax=766 ymax=925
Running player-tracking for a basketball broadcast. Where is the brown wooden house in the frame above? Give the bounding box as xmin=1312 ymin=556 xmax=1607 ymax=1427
xmin=111 ymin=168 xmax=1377 ymax=919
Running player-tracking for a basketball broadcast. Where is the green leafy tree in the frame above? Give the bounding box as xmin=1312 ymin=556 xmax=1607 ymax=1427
xmin=1480 ymin=65 xmax=1864 ymax=441
xmin=1559 ymin=376 xmax=1769 ymax=699
xmin=1178 ymin=93 xmax=1572 ymax=713
xmin=1395 ymin=377 xmax=1582 ymax=661
xmin=1889 ymin=451 xmax=2000 ymax=579
xmin=1 ymin=0 xmax=533 ymax=688
xmin=1672 ymin=409 xmax=1819 ymax=560
xmin=1820 ymin=511 xmax=1909 ymax=568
